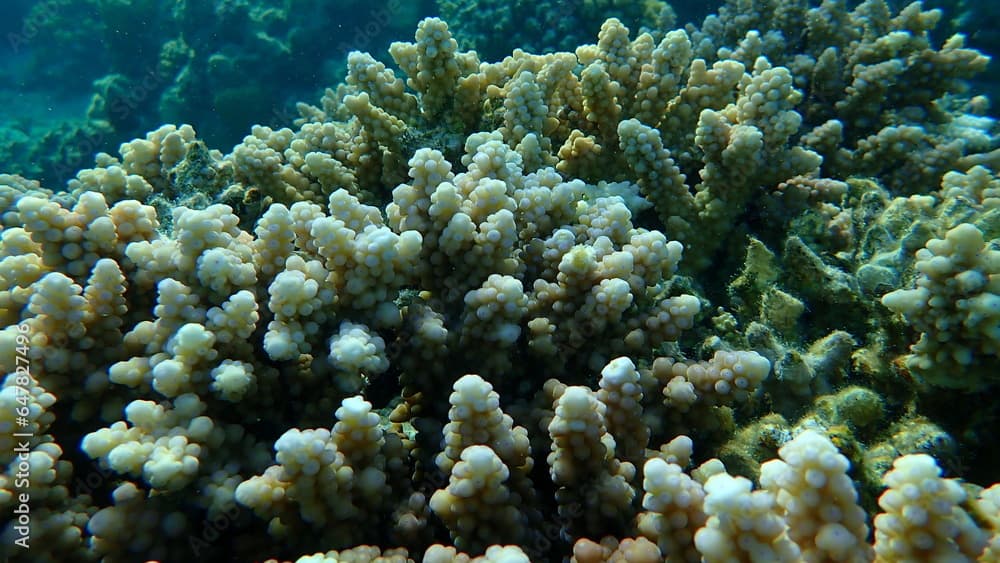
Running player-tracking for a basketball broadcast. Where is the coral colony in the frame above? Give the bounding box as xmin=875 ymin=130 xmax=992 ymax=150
xmin=1 ymin=1 xmax=999 ymax=562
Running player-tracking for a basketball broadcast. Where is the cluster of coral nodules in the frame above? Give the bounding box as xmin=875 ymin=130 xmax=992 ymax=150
xmin=882 ymin=223 xmax=1000 ymax=389
xmin=0 ymin=114 xmax=704 ymax=560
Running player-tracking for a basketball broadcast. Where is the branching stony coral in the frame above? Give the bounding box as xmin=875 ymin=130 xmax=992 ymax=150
xmin=1 ymin=0 xmax=999 ymax=561
xmin=882 ymin=223 xmax=999 ymax=389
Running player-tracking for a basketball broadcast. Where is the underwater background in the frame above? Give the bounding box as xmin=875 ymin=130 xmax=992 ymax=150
xmin=1 ymin=0 xmax=999 ymax=562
